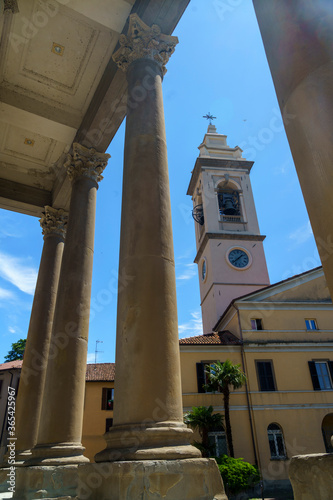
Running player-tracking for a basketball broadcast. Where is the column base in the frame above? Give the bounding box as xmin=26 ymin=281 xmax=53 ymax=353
xmin=27 ymin=442 xmax=89 ymax=466
xmin=94 ymin=421 xmax=201 ymax=462
xmin=14 ymin=464 xmax=79 ymax=499
xmin=15 ymin=449 xmax=32 ymax=466
xmin=289 ymin=453 xmax=333 ymax=499
xmin=78 ymin=459 xmax=228 ymax=500
xmin=10 ymin=458 xmax=227 ymax=499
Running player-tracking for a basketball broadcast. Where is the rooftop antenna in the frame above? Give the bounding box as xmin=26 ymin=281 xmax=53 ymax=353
xmin=203 ymin=112 xmax=216 ymax=125
xmin=94 ymin=340 xmax=103 ymax=368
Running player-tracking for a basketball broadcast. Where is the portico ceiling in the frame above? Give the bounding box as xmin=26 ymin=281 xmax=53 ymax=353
xmin=0 ymin=0 xmax=189 ymax=216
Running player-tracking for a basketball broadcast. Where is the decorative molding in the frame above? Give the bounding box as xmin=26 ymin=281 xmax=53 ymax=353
xmin=39 ymin=206 xmax=68 ymax=238
xmin=194 ymin=232 xmax=266 ymax=264
xmin=64 ymin=143 xmax=110 ymax=184
xmin=3 ymin=0 xmax=19 ymax=14
xmin=112 ymin=13 xmax=178 ymax=75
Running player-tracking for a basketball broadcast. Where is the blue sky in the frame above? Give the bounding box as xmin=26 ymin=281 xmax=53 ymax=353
xmin=0 ymin=0 xmax=320 ymax=363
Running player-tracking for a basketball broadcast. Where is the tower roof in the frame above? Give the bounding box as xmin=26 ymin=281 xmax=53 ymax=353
xmin=198 ymin=124 xmax=245 ymax=161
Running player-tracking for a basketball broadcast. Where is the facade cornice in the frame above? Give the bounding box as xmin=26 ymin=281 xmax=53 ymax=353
xmin=187 ymin=157 xmax=254 ymax=197
xmin=194 ymin=232 xmax=266 ymax=264
xmin=179 ymin=345 xmax=241 ymax=353
xmin=237 ymin=301 xmax=333 ymax=311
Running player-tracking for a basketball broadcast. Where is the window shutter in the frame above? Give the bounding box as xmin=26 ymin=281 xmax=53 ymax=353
xmin=308 ymin=361 xmax=320 ymax=390
xmin=101 ymin=387 xmax=108 ymax=410
xmin=328 ymin=361 xmax=333 ymax=382
xmin=196 ymin=363 xmax=205 ymax=393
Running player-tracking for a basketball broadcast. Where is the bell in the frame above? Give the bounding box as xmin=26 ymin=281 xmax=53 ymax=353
xmin=223 ymin=196 xmax=237 ymax=215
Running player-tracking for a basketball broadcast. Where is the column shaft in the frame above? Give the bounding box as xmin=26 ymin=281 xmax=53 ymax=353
xmin=29 ymin=145 xmax=109 ymax=465
xmin=95 ymin=14 xmax=199 ymax=462
xmin=253 ymin=0 xmax=333 ymax=296
xmin=15 ymin=212 xmax=66 ymax=458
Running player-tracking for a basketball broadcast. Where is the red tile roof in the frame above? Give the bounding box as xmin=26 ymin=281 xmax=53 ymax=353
xmin=86 ymin=363 xmax=115 ymax=381
xmin=0 ymin=360 xmax=23 ymax=371
xmin=179 ymin=331 xmax=241 ymax=345
xmin=0 ymin=361 xmax=116 ymax=381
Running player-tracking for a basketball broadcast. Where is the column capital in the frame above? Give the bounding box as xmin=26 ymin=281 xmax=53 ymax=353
xmin=3 ymin=0 xmax=19 ymax=13
xmin=39 ymin=206 xmax=68 ymax=238
xmin=112 ymin=13 xmax=178 ymax=75
xmin=65 ymin=143 xmax=110 ymax=184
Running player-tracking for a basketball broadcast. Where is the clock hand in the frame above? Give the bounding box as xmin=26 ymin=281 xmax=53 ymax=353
xmin=234 ymin=254 xmax=243 ymax=263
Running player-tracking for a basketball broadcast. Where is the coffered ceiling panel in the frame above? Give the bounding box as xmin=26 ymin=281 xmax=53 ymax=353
xmin=1 ymin=1 xmax=118 ymax=117
xmin=0 ymin=0 xmax=190 ymax=216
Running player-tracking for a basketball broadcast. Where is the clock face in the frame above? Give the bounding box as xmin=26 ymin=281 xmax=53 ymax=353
xmin=228 ymin=249 xmax=249 ymax=269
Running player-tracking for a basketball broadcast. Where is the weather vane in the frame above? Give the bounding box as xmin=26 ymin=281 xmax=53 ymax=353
xmin=203 ymin=112 xmax=216 ymax=125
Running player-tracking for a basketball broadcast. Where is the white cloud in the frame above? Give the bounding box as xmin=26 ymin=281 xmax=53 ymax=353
xmin=0 ymin=252 xmax=37 ymax=295
xmin=8 ymin=326 xmax=16 ymax=334
xmin=179 ymin=310 xmax=203 ymax=338
xmin=87 ymin=353 xmax=96 ymax=364
xmin=176 ymin=263 xmax=197 ymax=281
xmin=0 ymin=287 xmax=15 ymax=301
xmin=289 ymin=221 xmax=313 ymax=246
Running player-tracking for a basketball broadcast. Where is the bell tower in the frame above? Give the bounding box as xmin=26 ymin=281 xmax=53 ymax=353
xmin=188 ymin=123 xmax=270 ymax=333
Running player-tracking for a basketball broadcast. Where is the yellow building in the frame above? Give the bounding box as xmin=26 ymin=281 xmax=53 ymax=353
xmin=180 ymin=266 xmax=333 ymax=495
xmin=82 ymin=363 xmax=115 ymax=462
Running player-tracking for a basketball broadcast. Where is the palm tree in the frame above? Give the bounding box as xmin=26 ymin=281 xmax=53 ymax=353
xmin=184 ymin=405 xmax=224 ymax=457
xmin=205 ymin=360 xmax=246 ymax=458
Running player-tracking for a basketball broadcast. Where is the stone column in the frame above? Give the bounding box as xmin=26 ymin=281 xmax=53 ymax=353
xmin=16 ymin=206 xmax=67 ymax=461
xmin=30 ymin=143 xmax=110 ymax=465
xmin=14 ymin=207 xmax=67 ymax=462
xmin=95 ymin=14 xmax=200 ymax=462
xmin=252 ymin=1 xmax=333 ymax=297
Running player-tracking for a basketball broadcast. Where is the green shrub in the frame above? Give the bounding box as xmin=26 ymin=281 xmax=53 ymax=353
xmin=215 ymin=455 xmax=260 ymax=495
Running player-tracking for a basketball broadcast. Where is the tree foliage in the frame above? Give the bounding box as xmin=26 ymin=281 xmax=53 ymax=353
xmin=184 ymin=405 xmax=224 ymax=457
xmin=4 ymin=338 xmax=26 ymax=362
xmin=215 ymin=455 xmax=260 ymax=495
xmin=205 ymin=360 xmax=246 ymax=458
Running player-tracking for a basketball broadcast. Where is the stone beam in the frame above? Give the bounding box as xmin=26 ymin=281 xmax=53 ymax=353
xmin=0 ymin=179 xmax=52 ymax=217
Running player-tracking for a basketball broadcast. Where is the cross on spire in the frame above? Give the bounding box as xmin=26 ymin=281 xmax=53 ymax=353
xmin=203 ymin=112 xmax=216 ymax=125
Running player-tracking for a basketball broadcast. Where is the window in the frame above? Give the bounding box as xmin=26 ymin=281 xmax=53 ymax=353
xmin=101 ymin=387 xmax=114 ymax=410
xmin=0 ymin=379 xmax=3 ymax=398
xmin=251 ymin=318 xmax=263 ymax=330
xmin=305 ymin=319 xmax=318 ymax=330
xmin=208 ymin=428 xmax=228 ymax=457
xmin=196 ymin=361 xmax=218 ymax=393
xmin=256 ymin=361 xmax=276 ymax=391
xmin=105 ymin=418 xmax=113 ymax=433
xmin=267 ymin=423 xmax=286 ymax=459
xmin=309 ymin=361 xmax=333 ymax=390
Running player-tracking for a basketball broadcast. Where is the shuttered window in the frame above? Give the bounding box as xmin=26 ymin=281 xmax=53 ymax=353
xmin=309 ymin=361 xmax=333 ymax=390
xmin=101 ymin=387 xmax=114 ymax=410
xmin=196 ymin=361 xmax=218 ymax=393
xmin=256 ymin=361 xmax=276 ymax=391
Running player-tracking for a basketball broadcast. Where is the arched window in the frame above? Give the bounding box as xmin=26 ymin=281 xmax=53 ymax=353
xmin=322 ymin=413 xmax=333 ymax=453
xmin=217 ymin=188 xmax=241 ymax=222
xmin=208 ymin=425 xmax=228 ymax=457
xmin=267 ymin=423 xmax=286 ymax=459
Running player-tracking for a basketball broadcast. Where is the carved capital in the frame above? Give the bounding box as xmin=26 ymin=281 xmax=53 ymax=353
xmin=39 ymin=206 xmax=68 ymax=238
xmin=3 ymin=0 xmax=19 ymax=13
xmin=64 ymin=143 xmax=110 ymax=184
xmin=112 ymin=14 xmax=178 ymax=75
